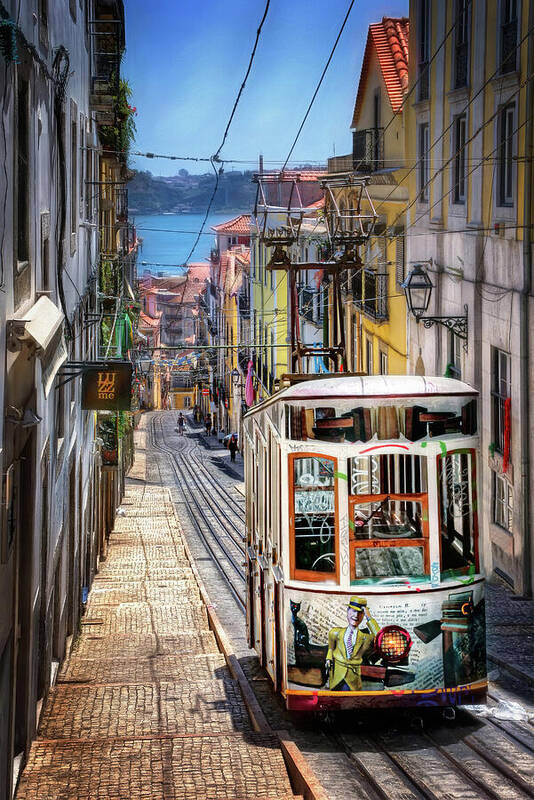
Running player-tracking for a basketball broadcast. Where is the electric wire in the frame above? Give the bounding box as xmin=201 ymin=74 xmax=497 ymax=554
xmin=281 ymin=0 xmax=355 ymax=172
xmin=372 ymin=20 xmax=534 ymax=220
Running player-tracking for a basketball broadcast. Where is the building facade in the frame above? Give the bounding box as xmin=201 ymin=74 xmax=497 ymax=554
xmin=405 ymin=0 xmax=534 ymax=594
xmin=326 ymin=16 xmax=410 ymax=376
xmin=0 ymin=2 xmax=133 ymax=796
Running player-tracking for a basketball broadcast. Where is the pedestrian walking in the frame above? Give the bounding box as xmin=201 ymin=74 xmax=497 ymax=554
xmin=177 ymin=412 xmax=185 ymax=436
xmin=229 ymin=434 xmax=238 ymax=462
xmin=205 ymin=412 xmax=212 ymax=435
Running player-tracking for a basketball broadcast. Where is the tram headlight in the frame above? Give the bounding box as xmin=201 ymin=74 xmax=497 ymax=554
xmin=376 ymin=625 xmax=412 ymax=663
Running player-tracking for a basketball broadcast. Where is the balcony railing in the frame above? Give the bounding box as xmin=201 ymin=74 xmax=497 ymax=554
xmin=353 ymin=269 xmax=388 ymax=321
xmin=352 ymin=128 xmax=384 ymax=172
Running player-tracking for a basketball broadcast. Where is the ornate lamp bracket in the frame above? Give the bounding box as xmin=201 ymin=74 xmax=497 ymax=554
xmin=419 ymin=304 xmax=469 ymax=351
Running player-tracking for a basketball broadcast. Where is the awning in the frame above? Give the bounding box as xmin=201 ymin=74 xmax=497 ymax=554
xmin=8 ymin=296 xmax=64 ymax=353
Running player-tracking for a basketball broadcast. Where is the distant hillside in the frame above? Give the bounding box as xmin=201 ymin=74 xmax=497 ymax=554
xmin=128 ymin=169 xmax=257 ymax=215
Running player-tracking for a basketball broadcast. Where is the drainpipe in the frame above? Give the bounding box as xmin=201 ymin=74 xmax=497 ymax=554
xmin=520 ymin=0 xmax=534 ymax=597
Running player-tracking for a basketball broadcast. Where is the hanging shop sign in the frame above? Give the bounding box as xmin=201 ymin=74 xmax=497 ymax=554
xmin=81 ymin=361 xmax=133 ymax=411
xmin=202 ymin=388 xmax=210 ymax=396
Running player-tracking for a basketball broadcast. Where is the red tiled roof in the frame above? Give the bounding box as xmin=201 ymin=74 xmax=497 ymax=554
xmin=305 ymin=197 xmax=325 ymax=210
xmin=352 ymin=17 xmax=409 ymax=127
xmin=211 ymin=214 xmax=252 ymax=235
xmin=139 ymin=312 xmax=161 ymax=328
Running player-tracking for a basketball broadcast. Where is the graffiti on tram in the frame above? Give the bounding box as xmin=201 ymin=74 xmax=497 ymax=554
xmin=287 ymin=585 xmax=486 ymax=693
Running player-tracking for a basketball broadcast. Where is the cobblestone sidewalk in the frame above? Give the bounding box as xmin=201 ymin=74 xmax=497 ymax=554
xmin=15 ymin=481 xmax=294 ymax=800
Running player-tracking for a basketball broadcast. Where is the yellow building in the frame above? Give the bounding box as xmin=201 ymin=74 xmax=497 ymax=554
xmin=251 ymin=229 xmax=289 ymax=398
xmin=404 ymin=0 xmax=533 ymax=593
xmin=326 ymin=17 xmax=410 ymax=376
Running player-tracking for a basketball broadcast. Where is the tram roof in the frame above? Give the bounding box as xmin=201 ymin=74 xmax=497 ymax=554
xmin=247 ymin=375 xmax=477 ymax=415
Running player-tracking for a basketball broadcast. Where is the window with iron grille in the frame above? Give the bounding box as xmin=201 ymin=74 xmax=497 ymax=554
xmin=363 ymin=270 xmax=388 ymax=320
xmin=491 ymin=347 xmax=511 ymax=454
xmin=417 ymin=0 xmax=430 ymax=100
xmin=453 ymin=114 xmax=467 ymax=204
xmin=454 ymin=0 xmax=469 ymax=88
xmin=493 ymin=472 xmax=513 ymax=532
xmin=16 ymin=77 xmax=29 ymax=269
xmin=418 ymin=123 xmax=430 ymax=202
xmin=395 ymin=229 xmax=405 ymax=286
xmin=500 ymin=0 xmax=518 ymax=74
xmin=498 ymin=104 xmax=515 ymax=207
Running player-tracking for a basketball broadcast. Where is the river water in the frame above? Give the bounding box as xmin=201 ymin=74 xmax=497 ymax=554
xmin=133 ymin=212 xmax=245 ymax=276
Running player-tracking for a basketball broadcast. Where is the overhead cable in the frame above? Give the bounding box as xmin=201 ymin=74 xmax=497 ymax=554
xmin=281 ymin=0 xmax=355 ymax=171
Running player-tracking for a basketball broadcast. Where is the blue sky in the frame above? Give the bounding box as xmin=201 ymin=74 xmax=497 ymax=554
xmin=123 ymin=0 xmax=408 ymax=176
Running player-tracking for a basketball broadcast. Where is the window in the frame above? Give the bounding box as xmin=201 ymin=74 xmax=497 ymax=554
xmin=454 ymin=0 xmax=469 ymax=88
xmin=15 ymin=77 xmax=29 ymax=269
xmin=39 ymin=0 xmax=48 ymax=44
xmin=448 ymin=331 xmax=462 ymax=379
xmin=418 ymin=123 xmax=430 ymax=202
xmin=493 ymin=472 xmax=513 ymax=532
xmin=395 ymin=228 xmax=405 ymax=286
xmin=453 ymin=114 xmax=467 ymax=204
xmin=40 ymin=212 xmax=50 ymax=291
xmin=417 ymin=0 xmax=430 ymax=100
xmin=491 ymin=347 xmax=511 ymax=454
xmin=379 ymin=350 xmax=388 ymax=375
xmin=71 ymin=107 xmax=78 ymax=242
xmin=500 ymin=0 xmax=518 ymax=74
xmin=290 ymin=455 xmax=337 ymax=580
xmin=438 ymin=450 xmax=477 ymax=574
xmin=349 ymin=454 xmax=429 ymax=583
xmin=366 ymin=338 xmax=373 ymax=375
xmin=498 ymin=104 xmax=515 ymax=207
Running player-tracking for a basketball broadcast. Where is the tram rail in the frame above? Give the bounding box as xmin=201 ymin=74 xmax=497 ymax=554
xmin=149 ymin=413 xmax=246 ymax=611
xmin=149 ymin=409 xmax=534 ymax=800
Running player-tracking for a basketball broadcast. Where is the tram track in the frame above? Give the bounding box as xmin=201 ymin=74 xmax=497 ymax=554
xmin=147 ymin=410 xmax=534 ymax=800
xmin=149 ymin=413 xmax=246 ymax=611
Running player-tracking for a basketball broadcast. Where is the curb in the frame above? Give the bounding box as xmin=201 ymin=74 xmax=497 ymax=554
xmin=487 ymin=651 xmax=534 ymax=688
xmin=165 ymin=486 xmax=328 ymax=800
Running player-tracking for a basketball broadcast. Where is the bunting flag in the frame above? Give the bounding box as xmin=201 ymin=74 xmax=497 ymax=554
xmin=245 ymin=359 xmax=255 ymax=407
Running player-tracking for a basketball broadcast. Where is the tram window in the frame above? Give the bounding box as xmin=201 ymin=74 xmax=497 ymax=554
xmin=355 ymin=546 xmax=425 ymax=579
xmin=352 ymin=499 xmax=424 ymax=539
xmin=350 ymin=454 xmax=427 ymax=495
xmin=438 ymin=450 xmax=477 ymax=574
xmin=349 ymin=454 xmax=429 ymax=583
xmin=291 ymin=455 xmax=337 ymax=579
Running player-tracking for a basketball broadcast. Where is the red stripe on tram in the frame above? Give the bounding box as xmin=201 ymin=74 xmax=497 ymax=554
xmin=360 ymin=443 xmax=410 ymax=453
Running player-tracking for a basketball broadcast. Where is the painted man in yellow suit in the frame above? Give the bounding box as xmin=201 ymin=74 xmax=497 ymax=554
xmin=325 ymin=596 xmax=380 ymax=691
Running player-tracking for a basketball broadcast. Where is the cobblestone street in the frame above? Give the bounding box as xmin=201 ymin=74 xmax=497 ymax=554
xmin=15 ymin=467 xmax=294 ymax=799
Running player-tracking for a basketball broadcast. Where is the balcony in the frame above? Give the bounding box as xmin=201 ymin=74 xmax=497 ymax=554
xmin=352 ymin=128 xmax=384 ymax=172
xmin=89 ymin=2 xmax=125 ymax=125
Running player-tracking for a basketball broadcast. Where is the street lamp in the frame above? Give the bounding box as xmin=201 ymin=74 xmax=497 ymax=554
xmin=402 ymin=264 xmax=468 ymax=350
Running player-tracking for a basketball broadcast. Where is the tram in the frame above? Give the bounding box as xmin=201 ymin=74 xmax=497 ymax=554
xmin=243 ymin=375 xmax=486 ymax=710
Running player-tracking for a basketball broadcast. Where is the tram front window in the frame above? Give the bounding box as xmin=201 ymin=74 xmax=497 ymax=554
xmin=349 ymin=454 xmax=429 ymax=583
xmin=292 ymin=456 xmax=337 ymax=579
